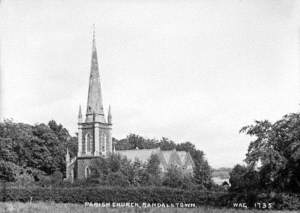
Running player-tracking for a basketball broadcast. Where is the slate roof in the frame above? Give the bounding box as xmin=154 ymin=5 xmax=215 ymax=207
xmin=116 ymin=147 xmax=194 ymax=173
xmin=116 ymin=148 xmax=160 ymax=163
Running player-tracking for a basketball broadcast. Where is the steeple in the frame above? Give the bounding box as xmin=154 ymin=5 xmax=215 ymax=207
xmin=85 ymin=25 xmax=106 ymax=123
xmin=107 ymin=105 xmax=112 ymax=124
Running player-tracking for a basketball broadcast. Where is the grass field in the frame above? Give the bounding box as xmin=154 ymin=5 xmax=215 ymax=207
xmin=0 ymin=202 xmax=298 ymax=213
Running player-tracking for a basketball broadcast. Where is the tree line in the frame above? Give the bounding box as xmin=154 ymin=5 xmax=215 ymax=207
xmin=0 ymin=119 xmax=213 ymax=189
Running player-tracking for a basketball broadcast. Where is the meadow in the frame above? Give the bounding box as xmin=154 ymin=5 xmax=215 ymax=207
xmin=0 ymin=202 xmax=298 ymax=213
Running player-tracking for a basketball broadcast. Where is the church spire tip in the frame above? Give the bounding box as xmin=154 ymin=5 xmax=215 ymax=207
xmin=92 ymin=24 xmax=96 ymax=49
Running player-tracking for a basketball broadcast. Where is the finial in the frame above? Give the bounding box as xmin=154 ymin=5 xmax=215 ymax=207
xmin=78 ymin=105 xmax=82 ymax=118
xmin=108 ymin=105 xmax=112 ymax=124
xmin=78 ymin=105 xmax=83 ymax=123
xmin=108 ymin=105 xmax=111 ymax=114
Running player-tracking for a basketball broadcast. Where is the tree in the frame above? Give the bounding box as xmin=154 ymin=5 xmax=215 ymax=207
xmin=162 ymin=165 xmax=184 ymax=188
xmin=0 ymin=160 xmax=21 ymax=182
xmin=146 ymin=154 xmax=161 ymax=177
xmin=240 ymin=113 xmax=300 ymax=192
xmin=115 ymin=134 xmax=159 ymax=150
xmin=177 ymin=142 xmax=212 ymax=188
xmin=159 ymin=137 xmax=176 ymax=150
xmin=229 ymin=164 xmax=247 ymax=192
xmin=0 ymin=119 xmax=76 ymax=182
xmin=176 ymin=142 xmax=196 ymax=153
xmin=129 ymin=158 xmax=145 ymax=186
xmin=142 ymin=154 xmax=162 ymax=186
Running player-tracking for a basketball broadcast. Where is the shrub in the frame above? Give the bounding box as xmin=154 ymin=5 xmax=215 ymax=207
xmin=107 ymin=172 xmax=130 ymax=186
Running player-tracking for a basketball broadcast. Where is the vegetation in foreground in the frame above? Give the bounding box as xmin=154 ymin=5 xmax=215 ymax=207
xmin=0 ymin=202 xmax=299 ymax=213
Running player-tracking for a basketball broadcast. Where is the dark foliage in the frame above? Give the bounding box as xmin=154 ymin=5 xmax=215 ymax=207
xmin=0 ymin=186 xmax=220 ymax=206
xmin=0 ymin=119 xmax=211 ymax=189
xmin=0 ymin=120 xmax=77 ymax=182
xmin=237 ymin=113 xmax=300 ymax=193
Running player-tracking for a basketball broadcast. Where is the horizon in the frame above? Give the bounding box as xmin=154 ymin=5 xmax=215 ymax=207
xmin=1 ymin=0 xmax=300 ymax=168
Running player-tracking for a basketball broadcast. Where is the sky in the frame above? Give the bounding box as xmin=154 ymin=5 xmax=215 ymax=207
xmin=1 ymin=0 xmax=300 ymax=168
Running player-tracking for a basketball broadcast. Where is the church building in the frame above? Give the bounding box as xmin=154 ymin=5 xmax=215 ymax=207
xmin=65 ymin=30 xmax=112 ymax=182
xmin=65 ymin=30 xmax=194 ymax=183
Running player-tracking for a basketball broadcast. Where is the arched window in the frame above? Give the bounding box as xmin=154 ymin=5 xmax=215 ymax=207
xmin=85 ymin=166 xmax=90 ymax=178
xmin=85 ymin=133 xmax=91 ymax=154
xmin=71 ymin=169 xmax=74 ymax=183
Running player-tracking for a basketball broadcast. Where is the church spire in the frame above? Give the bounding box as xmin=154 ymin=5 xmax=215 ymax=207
xmin=85 ymin=25 xmax=106 ymax=123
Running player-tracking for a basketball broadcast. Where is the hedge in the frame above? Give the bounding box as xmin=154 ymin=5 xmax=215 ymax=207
xmin=0 ymin=186 xmax=299 ymax=210
xmin=0 ymin=186 xmax=223 ymax=205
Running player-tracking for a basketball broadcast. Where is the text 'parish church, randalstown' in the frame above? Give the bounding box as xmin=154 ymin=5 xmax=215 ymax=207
xmin=65 ymin=30 xmax=195 ymax=183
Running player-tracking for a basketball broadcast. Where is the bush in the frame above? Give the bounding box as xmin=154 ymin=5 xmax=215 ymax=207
xmin=107 ymin=172 xmax=130 ymax=186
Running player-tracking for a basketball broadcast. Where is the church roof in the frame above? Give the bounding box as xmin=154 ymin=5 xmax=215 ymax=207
xmin=116 ymin=148 xmax=160 ymax=163
xmin=177 ymin=151 xmax=187 ymax=164
xmin=116 ymin=148 xmax=194 ymax=171
xmin=160 ymin=151 xmax=172 ymax=163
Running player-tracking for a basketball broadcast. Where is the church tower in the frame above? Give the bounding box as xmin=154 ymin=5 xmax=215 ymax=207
xmin=77 ymin=28 xmax=112 ymax=159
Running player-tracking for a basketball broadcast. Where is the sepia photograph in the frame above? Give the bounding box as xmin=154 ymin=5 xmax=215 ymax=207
xmin=0 ymin=0 xmax=300 ymax=212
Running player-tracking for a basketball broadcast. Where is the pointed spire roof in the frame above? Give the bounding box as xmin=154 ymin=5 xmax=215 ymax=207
xmin=85 ymin=25 xmax=106 ymax=123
